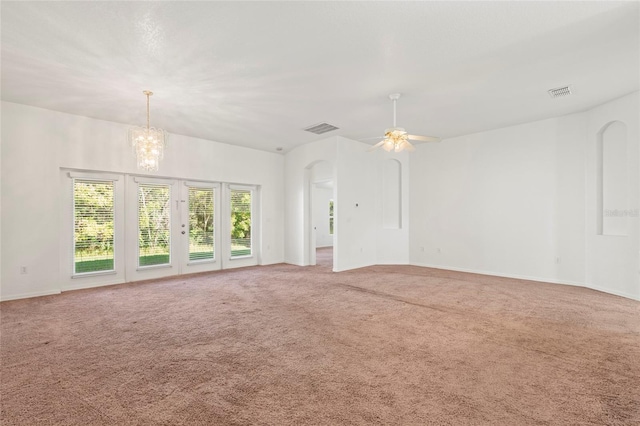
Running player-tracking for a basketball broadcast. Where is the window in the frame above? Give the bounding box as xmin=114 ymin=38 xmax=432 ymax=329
xmin=230 ymin=189 xmax=252 ymax=257
xmin=329 ymin=199 xmax=334 ymax=235
xmin=138 ymin=184 xmax=171 ymax=267
xmin=189 ymin=187 xmax=215 ymax=261
xmin=73 ymin=180 xmax=115 ymax=274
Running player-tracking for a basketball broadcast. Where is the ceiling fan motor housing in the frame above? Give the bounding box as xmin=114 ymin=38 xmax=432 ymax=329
xmin=385 ymin=127 xmax=406 ymax=135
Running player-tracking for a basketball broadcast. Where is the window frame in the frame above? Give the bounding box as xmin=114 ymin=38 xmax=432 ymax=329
xmin=186 ymin=183 xmax=217 ymax=265
xmin=69 ymin=172 xmax=120 ymax=279
xmin=229 ymin=186 xmax=254 ymax=260
xmin=136 ymin=182 xmax=173 ymax=270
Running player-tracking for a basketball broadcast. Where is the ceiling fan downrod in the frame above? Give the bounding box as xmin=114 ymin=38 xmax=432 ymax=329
xmin=389 ymin=93 xmax=401 ymax=128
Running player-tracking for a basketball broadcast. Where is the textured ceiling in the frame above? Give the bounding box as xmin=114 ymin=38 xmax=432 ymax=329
xmin=2 ymin=1 xmax=639 ymax=153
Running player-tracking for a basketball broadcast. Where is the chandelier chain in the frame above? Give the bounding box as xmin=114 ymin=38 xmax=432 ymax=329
xmin=143 ymin=90 xmax=153 ymax=130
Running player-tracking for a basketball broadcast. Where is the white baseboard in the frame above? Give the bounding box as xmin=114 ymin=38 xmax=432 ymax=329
xmin=411 ymin=262 xmax=640 ymax=301
xmin=3 ymin=264 xmax=636 ymax=303
xmin=412 ymin=262 xmax=585 ymax=287
xmin=62 ymin=279 xmax=125 ymax=292
xmin=585 ymin=284 xmax=640 ymax=301
xmin=333 ymin=262 xmax=375 ymax=272
xmin=1 ymin=289 xmax=61 ymax=302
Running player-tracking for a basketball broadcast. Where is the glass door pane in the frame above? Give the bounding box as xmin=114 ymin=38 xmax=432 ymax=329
xmin=138 ymin=184 xmax=171 ymax=267
xmin=230 ymin=189 xmax=252 ymax=257
xmin=73 ymin=180 xmax=115 ymax=274
xmin=188 ymin=186 xmax=215 ymax=261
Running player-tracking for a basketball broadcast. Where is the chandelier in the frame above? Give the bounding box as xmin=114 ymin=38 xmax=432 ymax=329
xmin=129 ymin=90 xmax=168 ymax=171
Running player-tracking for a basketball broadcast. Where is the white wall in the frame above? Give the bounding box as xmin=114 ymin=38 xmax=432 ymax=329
xmin=5 ymin=92 xmax=637 ymax=301
xmin=585 ymin=92 xmax=639 ymax=299
xmin=0 ymin=103 xmax=3 ymax=292
xmin=0 ymin=101 xmax=285 ymax=301
xmin=284 ymin=136 xmax=410 ymax=270
xmin=600 ymin=121 xmax=629 ymax=236
xmin=334 ymin=137 xmax=378 ymax=271
xmin=376 ymin=152 xmax=410 ymax=265
xmin=410 ymin=113 xmax=587 ymax=284
xmin=410 ymin=91 xmax=639 ymax=300
xmin=283 ymin=137 xmax=336 ymax=266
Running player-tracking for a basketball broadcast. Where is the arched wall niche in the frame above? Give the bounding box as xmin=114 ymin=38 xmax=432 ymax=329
xmin=597 ymin=120 xmax=628 ymax=236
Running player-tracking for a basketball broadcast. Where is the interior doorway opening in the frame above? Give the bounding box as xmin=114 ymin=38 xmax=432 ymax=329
xmin=304 ymin=160 xmax=335 ymax=269
xmin=315 ymin=247 xmax=333 ymax=268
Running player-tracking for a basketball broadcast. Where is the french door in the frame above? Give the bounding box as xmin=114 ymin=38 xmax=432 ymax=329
xmin=62 ymin=171 xmax=260 ymax=290
xmin=125 ymin=177 xmax=257 ymax=282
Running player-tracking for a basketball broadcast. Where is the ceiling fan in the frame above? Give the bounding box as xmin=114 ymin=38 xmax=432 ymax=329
xmin=367 ymin=93 xmax=440 ymax=153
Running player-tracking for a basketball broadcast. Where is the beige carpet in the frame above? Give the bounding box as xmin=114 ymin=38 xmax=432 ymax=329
xmin=1 ymin=247 xmax=639 ymax=425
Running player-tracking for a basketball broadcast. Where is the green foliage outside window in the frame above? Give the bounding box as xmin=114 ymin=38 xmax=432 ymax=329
xmin=138 ymin=185 xmax=170 ymax=266
xmin=231 ymin=190 xmax=251 ymax=256
xmin=74 ymin=180 xmax=114 ymax=273
xmin=189 ymin=187 xmax=214 ymax=261
xmin=74 ymin=183 xmax=254 ymax=269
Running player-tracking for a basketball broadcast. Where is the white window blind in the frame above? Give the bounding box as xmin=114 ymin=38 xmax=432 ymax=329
xmin=73 ymin=180 xmax=115 ymax=274
xmin=188 ymin=187 xmax=215 ymax=261
xmin=138 ymin=184 xmax=171 ymax=267
xmin=230 ymin=189 xmax=252 ymax=257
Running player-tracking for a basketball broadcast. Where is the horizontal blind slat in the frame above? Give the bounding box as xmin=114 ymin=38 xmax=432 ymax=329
xmin=138 ymin=184 xmax=171 ymax=267
xmin=73 ymin=180 xmax=115 ymax=274
xmin=230 ymin=189 xmax=252 ymax=257
xmin=188 ymin=186 xmax=215 ymax=261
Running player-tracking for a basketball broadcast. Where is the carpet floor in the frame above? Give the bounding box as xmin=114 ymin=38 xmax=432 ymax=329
xmin=1 ymin=248 xmax=639 ymax=425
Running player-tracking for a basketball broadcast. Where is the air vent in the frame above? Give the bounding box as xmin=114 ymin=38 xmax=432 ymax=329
xmin=548 ymin=86 xmax=572 ymax=98
xmin=303 ymin=122 xmax=339 ymax=135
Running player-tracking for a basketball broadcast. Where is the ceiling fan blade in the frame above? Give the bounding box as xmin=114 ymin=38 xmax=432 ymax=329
xmin=404 ymin=141 xmax=416 ymax=152
xmin=368 ymin=140 xmax=385 ymax=152
xmin=408 ymin=134 xmax=441 ymax=143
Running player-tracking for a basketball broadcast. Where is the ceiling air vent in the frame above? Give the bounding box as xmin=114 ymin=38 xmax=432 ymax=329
xmin=548 ymin=86 xmax=572 ymax=98
xmin=304 ymin=122 xmax=339 ymax=135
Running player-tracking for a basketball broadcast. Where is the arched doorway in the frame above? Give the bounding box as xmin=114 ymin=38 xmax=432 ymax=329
xmin=304 ymin=160 xmax=335 ymax=268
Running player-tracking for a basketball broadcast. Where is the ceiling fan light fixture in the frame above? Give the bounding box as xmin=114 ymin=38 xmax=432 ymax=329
xmin=368 ymin=93 xmax=435 ymax=153
xmin=381 ymin=127 xmax=412 ymax=152
xmin=382 ymin=139 xmax=395 ymax=152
